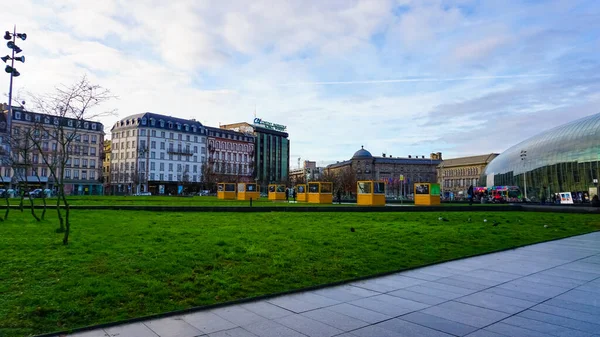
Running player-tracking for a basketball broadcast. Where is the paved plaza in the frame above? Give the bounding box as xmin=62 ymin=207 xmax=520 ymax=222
xmin=66 ymin=232 xmax=600 ymax=337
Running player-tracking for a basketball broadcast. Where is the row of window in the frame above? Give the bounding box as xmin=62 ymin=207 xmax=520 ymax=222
xmin=210 ymin=140 xmax=253 ymax=152
xmin=14 ymin=111 xmax=100 ymax=130
xmin=211 ymin=152 xmax=250 ymax=163
xmin=113 ymin=128 xmax=207 ymax=140
xmin=112 ymin=152 xmax=204 ymax=162
xmin=113 ymin=162 xmax=201 ymax=173
xmin=64 ymin=169 xmax=96 ymax=180
xmin=443 ymin=167 xmax=480 ymax=177
xmin=111 ymin=173 xmax=201 ymax=183
xmin=443 ymin=178 xmax=479 ymax=188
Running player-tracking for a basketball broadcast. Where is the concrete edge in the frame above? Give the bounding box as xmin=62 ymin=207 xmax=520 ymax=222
xmin=34 ymin=229 xmax=600 ymax=337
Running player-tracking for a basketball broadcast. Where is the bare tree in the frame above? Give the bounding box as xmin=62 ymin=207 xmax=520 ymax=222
xmin=7 ymin=125 xmax=40 ymax=220
xmin=28 ymin=76 xmax=115 ymax=245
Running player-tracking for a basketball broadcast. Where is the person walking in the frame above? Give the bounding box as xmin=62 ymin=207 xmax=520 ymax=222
xmin=285 ymin=187 xmax=290 ymax=203
xmin=292 ymin=188 xmax=297 ymax=203
xmin=337 ymin=189 xmax=342 ymax=205
xmin=468 ymin=185 xmax=474 ymax=206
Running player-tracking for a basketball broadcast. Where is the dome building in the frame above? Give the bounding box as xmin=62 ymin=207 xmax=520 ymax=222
xmin=325 ymin=146 xmax=442 ymax=196
xmin=481 ymin=112 xmax=600 ymax=202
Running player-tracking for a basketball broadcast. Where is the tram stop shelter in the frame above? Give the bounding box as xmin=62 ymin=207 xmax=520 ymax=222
xmin=414 ymin=183 xmax=441 ymax=206
xmin=217 ymin=183 xmax=236 ymax=200
xmin=268 ymin=184 xmax=287 ymax=200
xmin=296 ymin=184 xmax=307 ymax=202
xmin=357 ymin=181 xmax=386 ymax=206
xmin=307 ymin=182 xmax=333 ymax=204
xmin=237 ymin=183 xmax=260 ymax=201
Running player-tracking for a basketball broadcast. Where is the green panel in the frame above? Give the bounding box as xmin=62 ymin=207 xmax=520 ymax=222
xmin=430 ymin=184 xmax=440 ymax=196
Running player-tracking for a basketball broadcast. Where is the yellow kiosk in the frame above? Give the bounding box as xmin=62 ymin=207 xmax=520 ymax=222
xmin=268 ymin=184 xmax=287 ymax=200
xmin=357 ymin=181 xmax=386 ymax=206
xmin=237 ymin=182 xmax=260 ymax=201
xmin=414 ymin=183 xmax=441 ymax=206
xmin=296 ymin=184 xmax=307 ymax=202
xmin=217 ymin=183 xmax=236 ymax=200
xmin=307 ymin=182 xmax=333 ymax=204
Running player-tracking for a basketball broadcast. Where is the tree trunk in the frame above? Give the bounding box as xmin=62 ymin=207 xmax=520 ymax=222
xmin=56 ymin=189 xmax=64 ymax=232
xmin=41 ymin=194 xmax=47 ymax=219
xmin=61 ymin=192 xmax=70 ymax=245
xmin=3 ymin=196 xmax=8 ymax=220
xmin=19 ymin=192 xmax=24 ymax=212
xmin=28 ymin=195 xmax=40 ymax=222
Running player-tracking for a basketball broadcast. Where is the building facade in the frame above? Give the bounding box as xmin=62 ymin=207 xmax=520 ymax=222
xmin=437 ymin=153 xmax=498 ymax=200
xmin=0 ymin=106 xmax=105 ymax=195
xmin=289 ymin=160 xmax=322 ymax=184
xmin=110 ymin=113 xmax=207 ymax=195
xmin=325 ymin=147 xmax=442 ymax=197
xmin=102 ymin=140 xmax=111 ymax=193
xmin=220 ymin=119 xmax=290 ymax=187
xmin=206 ymin=126 xmax=255 ymax=183
xmin=481 ymin=112 xmax=600 ymax=202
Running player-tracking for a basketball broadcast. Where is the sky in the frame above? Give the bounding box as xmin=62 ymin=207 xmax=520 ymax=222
xmin=2 ymin=0 xmax=599 ymax=168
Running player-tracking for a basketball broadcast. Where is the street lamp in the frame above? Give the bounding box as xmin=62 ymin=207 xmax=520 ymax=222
xmin=2 ymin=25 xmax=27 ymax=140
xmin=520 ymin=150 xmax=527 ymax=201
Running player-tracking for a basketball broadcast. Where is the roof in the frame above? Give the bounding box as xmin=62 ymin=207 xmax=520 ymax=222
xmin=439 ymin=154 xmax=499 ymax=168
xmin=111 ymin=112 xmax=204 ymax=134
xmin=352 ymin=146 xmax=373 ymax=160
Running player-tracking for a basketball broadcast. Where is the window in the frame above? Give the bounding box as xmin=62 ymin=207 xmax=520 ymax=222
xmin=168 ymin=122 xmax=173 ymax=129
xmin=151 ymin=141 xmax=156 ymax=149
xmin=65 ymin=169 xmax=71 ymax=178
xmin=74 ymin=170 xmax=79 ymax=179
xmin=150 ymin=173 xmax=154 ymax=180
xmin=139 ymin=140 xmax=145 ymax=149
xmin=141 ymin=129 xmax=146 ymax=136
xmin=151 ymin=162 xmax=155 ymax=170
xmin=193 ymin=165 xmax=197 ymax=173
xmin=186 ymin=135 xmax=190 ymax=141
xmin=194 ymin=156 xmax=197 ymax=162
xmin=91 ymin=135 xmax=97 ymax=143
xmin=178 ymin=134 xmax=182 ymax=141
xmin=169 ymin=153 xmax=173 ymax=160
xmin=160 ymin=142 xmax=165 ymax=150
xmin=90 ymin=147 xmax=96 ymax=156
xmin=160 ymin=163 xmax=164 ymax=171
xmin=92 ymin=123 xmax=97 ymax=130
xmin=151 ymin=152 xmax=155 ymax=159
xmin=41 ymin=168 xmax=47 ymax=177
xmin=83 ymin=135 xmax=89 ymax=142
xmin=74 ymin=158 xmax=80 ymax=167
xmin=160 ymin=152 xmax=165 ymax=159
xmin=177 ymin=164 xmax=182 ymax=172
xmin=142 ymin=118 xmax=147 ymax=125
xmin=151 ymin=130 xmax=156 ymax=137
xmin=168 ymin=174 xmax=173 ymax=181
xmin=140 ymin=162 xmax=145 ymax=170
xmin=90 ymin=159 xmax=96 ymax=168
xmin=90 ymin=171 xmax=95 ymax=179
xmin=81 ymin=171 xmax=87 ymax=179
xmin=132 ymin=141 xmax=136 ymax=148
xmin=127 ymin=131 xmax=130 ymax=137
xmin=168 ymin=163 xmax=173 ymax=171
xmin=194 ymin=136 xmax=198 ymax=142
xmin=194 ymin=146 xmax=198 ymax=153
xmin=160 ymin=173 xmax=164 ymax=180
xmin=82 ymin=159 xmax=88 ymax=167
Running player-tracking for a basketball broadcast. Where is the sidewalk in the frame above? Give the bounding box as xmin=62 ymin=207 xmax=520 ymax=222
xmin=67 ymin=232 xmax=600 ymax=337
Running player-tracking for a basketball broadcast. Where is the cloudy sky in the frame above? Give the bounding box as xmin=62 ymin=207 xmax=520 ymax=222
xmin=3 ymin=0 xmax=599 ymax=167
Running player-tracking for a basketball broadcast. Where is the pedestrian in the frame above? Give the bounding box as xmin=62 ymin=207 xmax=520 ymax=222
xmin=293 ymin=188 xmax=297 ymax=203
xmin=337 ymin=189 xmax=342 ymax=204
xmin=468 ymin=185 xmax=474 ymax=206
xmin=285 ymin=188 xmax=289 ymax=203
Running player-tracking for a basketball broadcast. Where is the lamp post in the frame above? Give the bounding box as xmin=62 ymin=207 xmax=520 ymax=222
xmin=520 ymin=150 xmax=527 ymax=201
xmin=2 ymin=26 xmax=26 ymax=140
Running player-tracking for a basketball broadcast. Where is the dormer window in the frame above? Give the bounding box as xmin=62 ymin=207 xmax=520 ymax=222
xmin=184 ymin=125 xmax=189 ymax=131
xmin=142 ymin=118 xmax=147 ymax=125
xmin=92 ymin=123 xmax=97 ymax=130
xmin=160 ymin=120 xmax=165 ymax=127
xmin=168 ymin=122 xmax=173 ymax=129
xmin=177 ymin=123 xmax=181 ymax=130
xmin=44 ymin=117 xmax=50 ymax=124
xmin=15 ymin=111 xmax=21 ymax=119
xmin=68 ymin=120 xmax=73 ymax=127
xmin=150 ymin=118 xmax=155 ymax=126
xmin=84 ymin=122 xmax=89 ymax=129
xmin=192 ymin=126 xmax=196 ymax=132
xmin=35 ymin=115 xmax=41 ymax=122
xmin=54 ymin=118 xmax=59 ymax=125
xmin=25 ymin=114 xmax=31 ymax=121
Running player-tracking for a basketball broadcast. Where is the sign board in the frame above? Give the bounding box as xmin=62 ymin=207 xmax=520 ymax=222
xmin=253 ymin=118 xmax=287 ymax=132
xmin=400 ymin=175 xmax=404 ymax=181
xmin=415 ymin=184 xmax=429 ymax=195
xmin=559 ymin=192 xmax=573 ymax=204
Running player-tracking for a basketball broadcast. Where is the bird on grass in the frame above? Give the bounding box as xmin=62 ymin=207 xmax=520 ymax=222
xmin=492 ymin=221 xmax=499 ymax=227
xmin=483 ymin=219 xmax=488 ymax=223
xmin=467 ymin=218 xmax=472 ymax=222
xmin=544 ymin=225 xmax=548 ymax=228
xmin=350 ymin=227 xmax=355 ymax=232
xmin=438 ymin=217 xmax=449 ymax=222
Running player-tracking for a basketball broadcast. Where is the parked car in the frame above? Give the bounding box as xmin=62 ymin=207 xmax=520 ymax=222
xmin=27 ymin=189 xmax=44 ymax=198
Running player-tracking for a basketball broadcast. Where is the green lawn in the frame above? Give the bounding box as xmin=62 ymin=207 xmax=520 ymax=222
xmin=1 ymin=210 xmax=599 ymax=336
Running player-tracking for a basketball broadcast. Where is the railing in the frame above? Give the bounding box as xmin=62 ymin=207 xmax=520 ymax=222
xmin=167 ymin=149 xmax=194 ymax=156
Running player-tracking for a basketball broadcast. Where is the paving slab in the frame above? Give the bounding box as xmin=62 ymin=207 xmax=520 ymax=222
xmin=243 ymin=319 xmax=306 ymax=337
xmin=211 ymin=306 xmax=265 ymax=326
xmin=399 ymin=311 xmax=478 ymax=336
xmin=181 ymin=311 xmax=238 ymax=334
xmin=143 ymin=317 xmax=202 ymax=337
xmin=326 ymin=303 xmax=392 ymax=324
xmin=500 ymin=315 xmax=594 ymax=337
xmin=421 ymin=301 xmax=510 ymax=328
xmin=375 ymin=318 xmax=454 ymax=337
xmin=275 ymin=314 xmax=342 ymax=337
xmin=313 ymin=285 xmax=379 ymax=302
xmin=531 ymin=303 xmax=600 ymax=324
xmin=456 ymin=291 xmax=536 ymax=314
xmin=518 ymin=309 xmax=600 ymax=334
xmin=301 ymin=308 xmax=370 ymax=331
xmin=387 ymin=289 xmax=447 ymax=305
xmin=241 ymin=300 xmax=295 ymax=320
xmin=105 ymin=323 xmax=158 ymax=337
xmin=208 ymin=328 xmax=258 ymax=337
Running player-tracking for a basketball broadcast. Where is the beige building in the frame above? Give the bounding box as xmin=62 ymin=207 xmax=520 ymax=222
xmin=103 ymin=140 xmax=111 ymax=191
xmin=0 ymin=106 xmax=105 ymax=195
xmin=437 ymin=153 xmax=499 ymax=199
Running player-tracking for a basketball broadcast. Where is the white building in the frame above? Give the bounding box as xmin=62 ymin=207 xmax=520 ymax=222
xmin=110 ymin=113 xmax=207 ymax=195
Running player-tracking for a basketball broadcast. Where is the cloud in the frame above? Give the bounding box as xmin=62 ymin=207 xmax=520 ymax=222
xmin=2 ymin=0 xmax=599 ymax=166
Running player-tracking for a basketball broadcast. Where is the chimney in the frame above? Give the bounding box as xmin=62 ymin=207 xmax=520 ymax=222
xmin=422 ymin=155 xmax=425 ymax=159
xmin=382 ymin=153 xmax=386 ymax=157
xmin=408 ymin=155 xmax=412 ymax=158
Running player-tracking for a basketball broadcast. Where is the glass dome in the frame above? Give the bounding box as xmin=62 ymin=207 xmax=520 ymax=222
xmin=481 ymin=112 xmax=600 ymax=201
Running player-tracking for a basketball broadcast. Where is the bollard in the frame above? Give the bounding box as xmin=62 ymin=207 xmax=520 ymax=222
xmin=250 ymin=197 xmax=253 ymax=207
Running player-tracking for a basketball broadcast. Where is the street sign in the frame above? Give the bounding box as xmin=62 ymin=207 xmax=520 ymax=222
xmin=400 ymin=175 xmax=404 ymax=181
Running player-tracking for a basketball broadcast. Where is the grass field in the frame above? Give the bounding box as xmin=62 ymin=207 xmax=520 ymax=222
xmin=1 ymin=210 xmax=598 ymax=336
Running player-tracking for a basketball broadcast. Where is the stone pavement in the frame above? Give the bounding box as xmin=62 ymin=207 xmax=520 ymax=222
xmin=67 ymin=232 xmax=600 ymax=337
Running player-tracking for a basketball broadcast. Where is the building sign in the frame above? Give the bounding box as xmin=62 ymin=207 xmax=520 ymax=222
xmin=253 ymin=118 xmax=287 ymax=132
